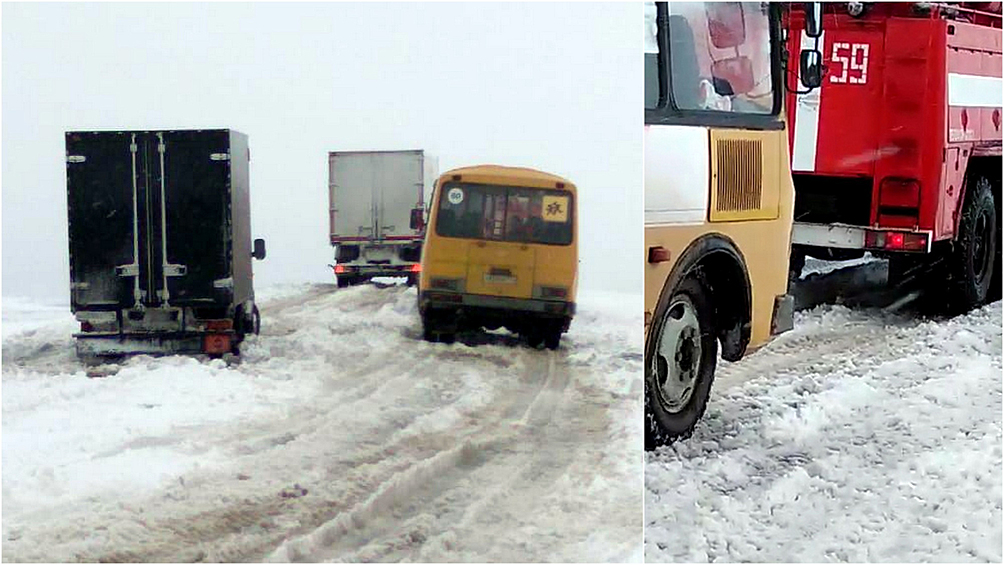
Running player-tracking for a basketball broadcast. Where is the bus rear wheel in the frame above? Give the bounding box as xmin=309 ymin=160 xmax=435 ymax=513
xmin=421 ymin=310 xmax=456 ymax=344
xmin=645 ymin=276 xmax=717 ymax=449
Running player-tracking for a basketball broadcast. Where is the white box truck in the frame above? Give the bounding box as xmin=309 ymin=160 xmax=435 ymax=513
xmin=328 ymin=150 xmax=438 ymax=287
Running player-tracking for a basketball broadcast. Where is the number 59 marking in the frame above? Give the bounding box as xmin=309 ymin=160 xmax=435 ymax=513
xmin=830 ymin=42 xmax=870 ymax=84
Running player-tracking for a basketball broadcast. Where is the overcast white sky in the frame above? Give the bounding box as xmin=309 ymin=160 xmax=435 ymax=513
xmin=2 ymin=2 xmax=641 ymax=301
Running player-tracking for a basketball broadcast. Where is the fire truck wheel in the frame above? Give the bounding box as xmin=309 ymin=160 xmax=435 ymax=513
xmin=951 ymin=176 xmax=997 ymax=311
xmin=337 ymin=275 xmax=355 ymax=288
xmin=789 ymin=248 xmax=806 ymax=286
xmin=645 ymin=275 xmax=718 ymax=450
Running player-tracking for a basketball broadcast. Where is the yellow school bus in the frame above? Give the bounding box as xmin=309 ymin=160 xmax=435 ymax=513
xmin=644 ymin=2 xmax=821 ymax=447
xmin=418 ymin=165 xmax=577 ymax=349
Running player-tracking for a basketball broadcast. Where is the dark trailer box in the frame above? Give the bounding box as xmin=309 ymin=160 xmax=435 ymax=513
xmin=65 ymin=129 xmax=262 ymax=357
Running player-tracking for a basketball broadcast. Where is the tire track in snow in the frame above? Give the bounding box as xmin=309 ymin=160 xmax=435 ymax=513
xmin=262 ymin=351 xmax=572 ymax=562
xmin=4 ymin=285 xmax=640 ymax=563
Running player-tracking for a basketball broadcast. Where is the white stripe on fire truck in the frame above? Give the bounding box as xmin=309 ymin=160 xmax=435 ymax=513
xmin=948 ymin=73 xmax=1003 ymax=108
xmin=791 ymin=30 xmax=824 ymax=173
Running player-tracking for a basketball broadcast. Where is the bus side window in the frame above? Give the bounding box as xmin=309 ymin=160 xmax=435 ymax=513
xmin=668 ymin=15 xmax=702 ymax=110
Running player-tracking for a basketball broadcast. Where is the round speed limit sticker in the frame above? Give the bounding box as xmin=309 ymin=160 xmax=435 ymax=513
xmin=447 ymin=187 xmax=465 ymax=205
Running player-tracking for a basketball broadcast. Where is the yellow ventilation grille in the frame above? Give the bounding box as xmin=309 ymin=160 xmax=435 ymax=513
xmin=716 ymin=139 xmax=762 ymax=211
xmin=709 ymin=132 xmax=780 ymax=222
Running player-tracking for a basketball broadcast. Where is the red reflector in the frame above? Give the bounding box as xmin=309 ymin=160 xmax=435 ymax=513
xmin=334 ymin=265 xmax=346 ymax=274
xmin=648 ymin=246 xmax=671 ymax=264
xmin=409 ymin=264 xmax=422 ymax=273
xmin=203 ymin=334 xmax=231 ymax=354
xmin=541 ymin=286 xmax=567 ymax=298
xmin=888 ymin=232 xmax=905 ymax=249
xmin=205 ymin=319 xmax=232 ymax=330
xmin=80 ymin=321 xmax=94 ymax=332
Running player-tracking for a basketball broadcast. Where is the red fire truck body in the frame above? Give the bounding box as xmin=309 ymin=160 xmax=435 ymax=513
xmin=785 ymin=3 xmax=1002 ymax=308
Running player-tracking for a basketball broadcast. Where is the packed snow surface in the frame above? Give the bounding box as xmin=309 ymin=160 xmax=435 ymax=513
xmin=3 ymin=283 xmax=643 ymax=562
xmin=646 ymin=299 xmax=1003 ymax=562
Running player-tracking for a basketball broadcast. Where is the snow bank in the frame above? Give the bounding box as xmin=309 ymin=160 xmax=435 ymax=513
xmin=646 ymin=302 xmax=1002 ymax=563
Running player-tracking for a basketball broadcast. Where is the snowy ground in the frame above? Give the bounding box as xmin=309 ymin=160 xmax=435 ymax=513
xmin=646 ymin=261 xmax=1003 ymax=562
xmin=2 ymin=283 xmax=643 ymax=562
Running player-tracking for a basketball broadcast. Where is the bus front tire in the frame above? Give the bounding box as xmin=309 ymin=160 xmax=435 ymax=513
xmin=645 ymin=276 xmax=718 ymax=450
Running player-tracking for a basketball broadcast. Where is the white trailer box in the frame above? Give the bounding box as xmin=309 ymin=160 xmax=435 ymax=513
xmin=328 ymin=150 xmax=437 ymax=286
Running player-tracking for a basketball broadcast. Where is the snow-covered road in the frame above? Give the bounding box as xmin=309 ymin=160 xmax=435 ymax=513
xmin=2 ymin=284 xmax=643 ymax=562
xmin=646 ymin=291 xmax=1002 ymax=562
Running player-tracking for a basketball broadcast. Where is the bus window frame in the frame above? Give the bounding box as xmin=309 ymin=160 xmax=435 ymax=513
xmin=645 ymin=1 xmax=785 ymax=131
xmin=433 ymin=181 xmax=576 ymax=247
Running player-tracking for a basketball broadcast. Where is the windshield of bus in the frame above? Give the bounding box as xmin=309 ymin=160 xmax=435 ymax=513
xmin=645 ymin=2 xmax=775 ymax=115
xmin=435 ymin=182 xmax=573 ymax=246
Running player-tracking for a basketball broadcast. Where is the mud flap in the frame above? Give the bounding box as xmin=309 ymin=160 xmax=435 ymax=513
xmin=771 ymin=294 xmax=794 ymax=336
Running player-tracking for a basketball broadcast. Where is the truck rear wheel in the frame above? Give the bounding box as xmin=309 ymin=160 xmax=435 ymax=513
xmin=949 ymin=175 xmax=997 ymax=311
xmin=645 ymin=275 xmax=717 ymax=449
xmin=337 ymin=275 xmax=356 ymax=288
xmin=788 ymin=246 xmax=806 ymax=287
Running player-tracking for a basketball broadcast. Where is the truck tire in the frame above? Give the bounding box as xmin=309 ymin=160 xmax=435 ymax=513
xmin=788 ymin=247 xmax=806 ymax=286
xmin=337 ymin=275 xmax=355 ymax=288
xmin=949 ymin=175 xmax=997 ymax=311
xmin=645 ymin=275 xmax=718 ymax=449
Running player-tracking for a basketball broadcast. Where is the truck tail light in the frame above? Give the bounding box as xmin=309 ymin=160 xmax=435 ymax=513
xmin=334 ymin=264 xmax=346 ymax=274
xmin=80 ymin=321 xmax=94 ymax=332
xmin=865 ymin=230 xmax=928 ymax=251
xmin=203 ymin=334 xmax=231 ymax=354
xmin=409 ymin=264 xmax=422 ymax=273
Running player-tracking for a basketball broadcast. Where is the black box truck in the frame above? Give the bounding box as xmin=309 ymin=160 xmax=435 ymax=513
xmin=65 ymin=129 xmax=265 ymax=359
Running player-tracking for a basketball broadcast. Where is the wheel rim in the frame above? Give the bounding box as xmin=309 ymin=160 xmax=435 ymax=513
xmin=652 ymin=295 xmax=703 ymax=414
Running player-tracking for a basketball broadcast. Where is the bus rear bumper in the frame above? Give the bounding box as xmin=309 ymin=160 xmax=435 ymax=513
xmin=420 ymin=291 xmax=575 ymax=327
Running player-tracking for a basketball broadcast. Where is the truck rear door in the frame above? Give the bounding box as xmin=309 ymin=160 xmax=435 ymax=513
xmin=330 ymin=153 xmax=377 ymax=242
xmin=160 ymin=130 xmax=232 ymax=306
xmin=376 ymin=150 xmax=424 ymax=240
xmin=66 ymin=132 xmax=137 ymax=310
xmin=66 ymin=130 xmax=232 ymax=311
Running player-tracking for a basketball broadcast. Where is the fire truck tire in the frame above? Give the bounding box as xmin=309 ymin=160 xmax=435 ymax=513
xmin=337 ymin=276 xmax=355 ymax=288
xmin=645 ymin=275 xmax=718 ymax=450
xmin=950 ymin=176 xmax=997 ymax=311
xmin=789 ymin=248 xmax=806 ymax=285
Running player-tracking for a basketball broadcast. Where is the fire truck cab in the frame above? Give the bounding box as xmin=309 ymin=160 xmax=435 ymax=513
xmin=785 ymin=2 xmax=1002 ymax=310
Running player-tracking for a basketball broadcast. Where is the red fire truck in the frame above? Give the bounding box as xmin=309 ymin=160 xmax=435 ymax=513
xmin=785 ymin=2 xmax=1002 ymax=310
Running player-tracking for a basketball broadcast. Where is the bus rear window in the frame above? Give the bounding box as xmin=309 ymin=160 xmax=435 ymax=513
xmin=435 ymin=182 xmax=573 ymax=246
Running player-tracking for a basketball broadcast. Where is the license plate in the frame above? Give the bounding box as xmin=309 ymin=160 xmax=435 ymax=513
xmin=484 ymin=273 xmax=517 ymax=284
